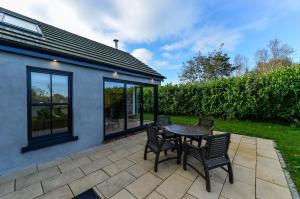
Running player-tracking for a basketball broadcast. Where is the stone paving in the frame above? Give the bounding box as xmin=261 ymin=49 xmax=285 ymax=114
xmin=0 ymin=131 xmax=294 ymax=199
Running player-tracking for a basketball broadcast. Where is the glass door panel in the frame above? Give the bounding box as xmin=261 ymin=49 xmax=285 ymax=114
xmin=143 ymin=86 xmax=155 ymax=124
xmin=104 ymin=82 xmax=125 ymax=135
xmin=127 ymin=84 xmax=141 ymax=129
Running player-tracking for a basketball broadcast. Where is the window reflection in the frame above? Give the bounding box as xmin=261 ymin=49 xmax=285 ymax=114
xmin=52 ymin=105 xmax=68 ymax=134
xmin=52 ymin=75 xmax=68 ymax=103
xmin=104 ymin=82 xmax=125 ymax=134
xmin=31 ymin=106 xmax=51 ymax=137
xmin=31 ymin=72 xmax=50 ymax=104
xmin=143 ymin=86 xmax=154 ymax=124
xmin=127 ymin=84 xmax=141 ymax=129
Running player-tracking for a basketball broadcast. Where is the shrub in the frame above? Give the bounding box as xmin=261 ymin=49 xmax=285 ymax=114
xmin=145 ymin=65 xmax=300 ymax=123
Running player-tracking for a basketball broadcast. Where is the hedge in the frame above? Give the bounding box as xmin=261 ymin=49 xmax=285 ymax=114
xmin=144 ymin=65 xmax=300 ymax=123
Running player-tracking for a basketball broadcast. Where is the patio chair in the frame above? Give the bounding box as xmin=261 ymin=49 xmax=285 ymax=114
xmin=144 ymin=124 xmax=181 ymax=172
xmin=185 ymin=118 xmax=214 ymax=147
xmin=183 ymin=133 xmax=233 ymax=192
xmin=157 ymin=115 xmax=178 ymax=139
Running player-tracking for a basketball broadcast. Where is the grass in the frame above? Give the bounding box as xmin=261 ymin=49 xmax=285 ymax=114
xmin=151 ymin=114 xmax=300 ymax=192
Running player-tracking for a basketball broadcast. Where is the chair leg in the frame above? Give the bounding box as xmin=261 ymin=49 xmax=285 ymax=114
xmin=183 ymin=150 xmax=187 ymax=170
xmin=204 ymin=167 xmax=211 ymax=192
xmin=144 ymin=145 xmax=148 ymax=160
xmin=176 ymin=145 xmax=181 ymax=165
xmin=154 ymin=152 xmax=160 ymax=172
xmin=228 ymin=163 xmax=234 ymax=184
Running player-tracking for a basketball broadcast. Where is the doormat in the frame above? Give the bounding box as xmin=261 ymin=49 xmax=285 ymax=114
xmin=73 ymin=188 xmax=101 ymax=199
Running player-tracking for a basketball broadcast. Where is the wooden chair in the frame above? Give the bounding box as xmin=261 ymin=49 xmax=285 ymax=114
xmin=185 ymin=118 xmax=214 ymax=147
xmin=144 ymin=125 xmax=181 ymax=172
xmin=157 ymin=115 xmax=178 ymax=139
xmin=183 ymin=133 xmax=233 ymax=192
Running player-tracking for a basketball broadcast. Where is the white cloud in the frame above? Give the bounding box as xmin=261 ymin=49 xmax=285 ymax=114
xmin=0 ymin=0 xmax=200 ymax=48
xmin=131 ymin=48 xmax=153 ymax=64
xmin=162 ymin=25 xmax=242 ymax=53
xmin=153 ymin=60 xmax=181 ymax=70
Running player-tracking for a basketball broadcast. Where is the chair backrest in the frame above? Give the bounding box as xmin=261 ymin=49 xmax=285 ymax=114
xmin=205 ymin=133 xmax=230 ymax=159
xmin=198 ymin=118 xmax=214 ymax=132
xmin=146 ymin=125 xmax=159 ymax=146
xmin=157 ymin=115 xmax=172 ymax=126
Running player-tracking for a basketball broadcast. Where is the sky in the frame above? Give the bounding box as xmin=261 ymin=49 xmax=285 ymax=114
xmin=1 ymin=0 xmax=300 ymax=83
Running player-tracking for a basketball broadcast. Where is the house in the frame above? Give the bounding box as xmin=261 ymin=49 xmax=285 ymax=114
xmin=0 ymin=7 xmax=164 ymax=174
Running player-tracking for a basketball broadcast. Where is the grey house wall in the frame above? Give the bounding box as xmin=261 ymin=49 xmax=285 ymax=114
xmin=0 ymin=51 xmax=159 ymax=175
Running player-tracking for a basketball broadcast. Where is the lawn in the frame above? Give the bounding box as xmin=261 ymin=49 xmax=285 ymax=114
xmin=153 ymin=114 xmax=300 ymax=192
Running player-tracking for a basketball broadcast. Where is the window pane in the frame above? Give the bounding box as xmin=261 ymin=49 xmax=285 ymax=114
xmin=3 ymin=14 xmax=39 ymax=32
xmin=31 ymin=72 xmax=51 ymax=104
xmin=143 ymin=86 xmax=154 ymax=124
xmin=127 ymin=84 xmax=141 ymax=129
xmin=52 ymin=105 xmax=69 ymax=134
xmin=105 ymin=82 xmax=125 ymax=134
xmin=31 ymin=106 xmax=51 ymax=137
xmin=52 ymin=75 xmax=69 ymax=103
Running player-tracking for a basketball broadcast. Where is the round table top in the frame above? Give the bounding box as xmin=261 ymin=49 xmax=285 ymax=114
xmin=161 ymin=124 xmax=210 ymax=136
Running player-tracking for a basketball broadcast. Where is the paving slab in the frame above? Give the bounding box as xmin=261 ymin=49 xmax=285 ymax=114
xmin=0 ymin=180 xmax=14 ymax=197
xmin=0 ymin=183 xmax=43 ymax=199
xmin=126 ymin=172 xmax=162 ymax=199
xmin=188 ymin=177 xmax=223 ymax=199
xmin=69 ymin=169 xmax=109 ymax=196
xmin=42 ymin=168 xmax=84 ymax=193
xmin=232 ymin=164 xmax=255 ymax=185
xmin=58 ymin=157 xmax=91 ymax=173
xmin=96 ymin=171 xmax=136 ymax=198
xmin=80 ymin=157 xmax=112 ymax=175
xmin=221 ymin=179 xmax=255 ymax=199
xmin=156 ymin=173 xmax=193 ymax=199
xmin=256 ymin=178 xmax=292 ymax=199
xmin=16 ymin=166 xmax=60 ymax=190
xmin=110 ymin=189 xmax=136 ymax=199
xmin=146 ymin=191 xmax=166 ymax=199
xmin=35 ymin=186 xmax=73 ymax=199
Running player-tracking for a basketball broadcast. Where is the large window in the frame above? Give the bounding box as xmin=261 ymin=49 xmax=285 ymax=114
xmin=27 ymin=67 xmax=73 ymax=143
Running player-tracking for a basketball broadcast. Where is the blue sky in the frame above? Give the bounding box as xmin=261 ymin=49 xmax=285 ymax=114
xmin=2 ymin=0 xmax=300 ymax=83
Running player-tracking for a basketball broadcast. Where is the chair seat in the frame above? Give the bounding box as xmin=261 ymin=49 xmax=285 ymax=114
xmin=148 ymin=141 xmax=175 ymax=152
xmin=205 ymin=156 xmax=230 ymax=169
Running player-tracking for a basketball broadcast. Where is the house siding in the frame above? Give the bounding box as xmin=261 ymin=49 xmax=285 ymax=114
xmin=0 ymin=51 xmax=159 ymax=175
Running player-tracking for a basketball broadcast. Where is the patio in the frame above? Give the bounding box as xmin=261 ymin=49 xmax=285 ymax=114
xmin=0 ymin=131 xmax=293 ymax=199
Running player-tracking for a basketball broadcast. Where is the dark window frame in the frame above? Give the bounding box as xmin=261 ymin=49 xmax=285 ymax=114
xmin=103 ymin=77 xmax=158 ymax=140
xmin=22 ymin=66 xmax=77 ymax=153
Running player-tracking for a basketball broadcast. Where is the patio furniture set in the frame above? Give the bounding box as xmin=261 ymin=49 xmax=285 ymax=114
xmin=144 ymin=116 xmax=233 ymax=192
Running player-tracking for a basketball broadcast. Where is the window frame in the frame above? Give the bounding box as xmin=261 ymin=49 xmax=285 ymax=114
xmin=23 ymin=66 xmax=76 ymax=153
xmin=0 ymin=12 xmax=43 ymax=36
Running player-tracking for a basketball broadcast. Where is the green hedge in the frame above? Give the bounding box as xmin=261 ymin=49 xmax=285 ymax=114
xmin=144 ymin=65 xmax=300 ymax=123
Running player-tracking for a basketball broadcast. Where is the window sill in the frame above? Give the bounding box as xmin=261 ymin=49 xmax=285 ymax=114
xmin=21 ymin=135 xmax=78 ymax=153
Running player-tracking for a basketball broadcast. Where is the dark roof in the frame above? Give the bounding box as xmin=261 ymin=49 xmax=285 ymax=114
xmin=0 ymin=7 xmax=164 ymax=79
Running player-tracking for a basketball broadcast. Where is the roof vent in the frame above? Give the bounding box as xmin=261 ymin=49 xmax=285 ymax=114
xmin=113 ymin=39 xmax=119 ymax=49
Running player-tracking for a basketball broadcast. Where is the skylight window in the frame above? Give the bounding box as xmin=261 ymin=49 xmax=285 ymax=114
xmin=0 ymin=13 xmax=42 ymax=34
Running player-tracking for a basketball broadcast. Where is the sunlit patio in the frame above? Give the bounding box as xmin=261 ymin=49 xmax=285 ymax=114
xmin=0 ymin=131 xmax=294 ymax=199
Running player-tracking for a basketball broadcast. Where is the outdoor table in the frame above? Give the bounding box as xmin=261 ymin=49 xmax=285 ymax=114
xmin=160 ymin=124 xmax=211 ymax=156
xmin=161 ymin=124 xmax=211 ymax=137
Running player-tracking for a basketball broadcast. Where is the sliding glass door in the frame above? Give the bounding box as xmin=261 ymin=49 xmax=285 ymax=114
xmin=104 ymin=79 xmax=156 ymax=138
xmin=104 ymin=81 xmax=125 ymax=135
xmin=127 ymin=84 xmax=142 ymax=129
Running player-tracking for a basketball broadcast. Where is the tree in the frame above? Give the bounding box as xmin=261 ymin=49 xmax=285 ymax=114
xmin=234 ymin=54 xmax=249 ymax=76
xmin=255 ymin=39 xmax=294 ymax=73
xmin=179 ymin=50 xmax=234 ymax=83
